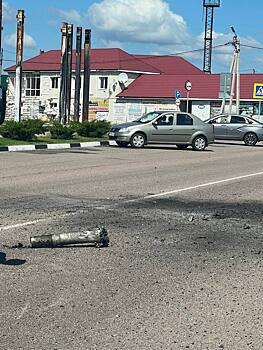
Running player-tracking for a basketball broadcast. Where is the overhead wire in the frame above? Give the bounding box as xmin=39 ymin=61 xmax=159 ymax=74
xmin=2 ymin=42 xmax=232 ymax=67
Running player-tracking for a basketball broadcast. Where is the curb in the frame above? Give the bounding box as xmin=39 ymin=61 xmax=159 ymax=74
xmin=0 ymin=140 xmax=117 ymax=153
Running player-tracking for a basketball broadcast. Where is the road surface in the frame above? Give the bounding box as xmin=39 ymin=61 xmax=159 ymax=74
xmin=0 ymin=142 xmax=263 ymax=350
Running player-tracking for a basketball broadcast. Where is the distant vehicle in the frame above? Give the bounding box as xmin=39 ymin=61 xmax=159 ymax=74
xmin=205 ymin=114 xmax=263 ymax=146
xmin=109 ymin=111 xmax=214 ymax=151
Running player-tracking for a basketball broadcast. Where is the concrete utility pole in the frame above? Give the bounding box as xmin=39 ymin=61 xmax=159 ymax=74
xmin=229 ymin=26 xmax=241 ymax=115
xmin=66 ymin=24 xmax=73 ymax=123
xmin=15 ymin=10 xmax=25 ymax=122
xmin=74 ymin=27 xmax=82 ymax=121
xmin=82 ymin=29 xmax=91 ymax=122
xmin=59 ymin=22 xmax=68 ymax=124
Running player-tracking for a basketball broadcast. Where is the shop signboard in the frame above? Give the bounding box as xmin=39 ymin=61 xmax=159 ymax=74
xmin=89 ymin=99 xmax=109 ymax=120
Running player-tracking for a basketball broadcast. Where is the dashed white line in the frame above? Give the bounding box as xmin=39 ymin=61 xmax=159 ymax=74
xmin=0 ymin=219 xmax=46 ymax=232
xmin=127 ymin=171 xmax=263 ymax=202
xmin=1 ymin=171 xmax=263 ymax=231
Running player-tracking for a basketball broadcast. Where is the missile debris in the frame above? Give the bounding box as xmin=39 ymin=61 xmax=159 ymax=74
xmin=30 ymin=227 xmax=109 ymax=248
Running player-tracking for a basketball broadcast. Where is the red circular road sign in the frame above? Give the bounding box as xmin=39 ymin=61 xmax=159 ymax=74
xmin=185 ymin=80 xmax=192 ymax=91
xmin=175 ymin=99 xmax=181 ymax=106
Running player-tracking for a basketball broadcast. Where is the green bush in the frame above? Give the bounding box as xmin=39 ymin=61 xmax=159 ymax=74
xmin=0 ymin=119 xmax=45 ymax=141
xmin=75 ymin=120 xmax=111 ymax=138
xmin=49 ymin=122 xmax=75 ymax=139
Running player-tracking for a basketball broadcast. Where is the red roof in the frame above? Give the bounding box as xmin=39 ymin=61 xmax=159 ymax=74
xmin=134 ymin=55 xmax=204 ymax=75
xmin=5 ymin=48 xmax=161 ymax=74
xmin=118 ymin=74 xmax=263 ymax=100
xmin=5 ymin=49 xmax=205 ymax=75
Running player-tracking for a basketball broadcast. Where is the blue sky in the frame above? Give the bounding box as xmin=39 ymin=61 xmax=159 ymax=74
xmin=3 ymin=0 xmax=263 ymax=73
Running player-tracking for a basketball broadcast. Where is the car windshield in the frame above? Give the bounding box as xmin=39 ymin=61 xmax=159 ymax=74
xmin=134 ymin=112 xmax=162 ymax=124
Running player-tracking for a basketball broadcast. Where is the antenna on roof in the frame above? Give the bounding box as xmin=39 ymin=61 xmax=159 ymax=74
xmin=118 ymin=72 xmax=128 ymax=84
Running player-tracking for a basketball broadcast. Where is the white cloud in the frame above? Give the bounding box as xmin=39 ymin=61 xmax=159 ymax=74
xmin=56 ymin=9 xmax=83 ymax=25
xmin=4 ymin=32 xmax=37 ymax=49
xmin=88 ymin=0 xmax=190 ymax=46
xmin=86 ymin=0 xmax=263 ymax=71
xmin=3 ymin=1 xmax=15 ymax=22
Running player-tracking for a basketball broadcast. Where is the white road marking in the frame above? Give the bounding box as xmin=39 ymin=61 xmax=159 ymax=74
xmin=1 ymin=171 xmax=263 ymax=231
xmin=127 ymin=171 xmax=263 ymax=202
xmin=0 ymin=219 xmax=47 ymax=232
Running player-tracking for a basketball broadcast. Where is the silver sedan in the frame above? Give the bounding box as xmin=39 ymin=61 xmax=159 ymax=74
xmin=109 ymin=111 xmax=214 ymax=151
xmin=205 ymin=114 xmax=263 ymax=146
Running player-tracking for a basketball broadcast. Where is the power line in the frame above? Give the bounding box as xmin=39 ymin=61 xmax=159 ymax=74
xmin=2 ymin=43 xmax=231 ymax=67
xmin=241 ymin=44 xmax=263 ymax=50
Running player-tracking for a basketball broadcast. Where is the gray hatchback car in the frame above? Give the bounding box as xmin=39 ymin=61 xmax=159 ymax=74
xmin=109 ymin=111 xmax=214 ymax=151
xmin=205 ymin=114 xmax=263 ymax=146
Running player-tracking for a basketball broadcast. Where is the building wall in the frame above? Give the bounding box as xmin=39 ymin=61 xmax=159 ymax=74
xmin=6 ymin=71 xmax=139 ymax=121
xmin=111 ymin=99 xmax=211 ymax=123
xmin=191 ymin=101 xmax=211 ymax=120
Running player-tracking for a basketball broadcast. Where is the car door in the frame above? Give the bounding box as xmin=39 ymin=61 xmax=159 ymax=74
xmin=149 ymin=113 xmax=175 ymax=143
xmin=173 ymin=113 xmax=195 ymax=143
xmin=210 ymin=116 xmax=230 ymax=139
xmin=227 ymin=115 xmax=248 ymax=139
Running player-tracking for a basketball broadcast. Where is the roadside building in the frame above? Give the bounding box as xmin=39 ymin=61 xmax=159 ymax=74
xmin=5 ymin=48 xmax=263 ymax=122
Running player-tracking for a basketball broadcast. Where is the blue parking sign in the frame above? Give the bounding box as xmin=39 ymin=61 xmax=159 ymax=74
xmin=175 ymin=90 xmax=181 ymax=99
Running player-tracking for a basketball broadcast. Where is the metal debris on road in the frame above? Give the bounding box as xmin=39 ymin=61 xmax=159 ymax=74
xmin=30 ymin=227 xmax=109 ymax=248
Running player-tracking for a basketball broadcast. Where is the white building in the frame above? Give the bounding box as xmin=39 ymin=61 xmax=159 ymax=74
xmin=5 ymin=48 xmax=263 ymax=122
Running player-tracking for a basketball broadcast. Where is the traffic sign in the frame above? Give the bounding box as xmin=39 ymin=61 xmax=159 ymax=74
xmin=253 ymin=83 xmax=263 ymax=99
xmin=175 ymin=99 xmax=181 ymax=106
xmin=175 ymin=90 xmax=181 ymax=99
xmin=185 ymin=80 xmax=192 ymax=91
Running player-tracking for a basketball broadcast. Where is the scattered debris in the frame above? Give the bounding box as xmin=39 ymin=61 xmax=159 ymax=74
xmin=7 ymin=242 xmax=24 ymax=249
xmin=243 ymin=224 xmax=251 ymax=230
xmin=30 ymin=227 xmax=109 ymax=248
xmin=188 ymin=216 xmax=194 ymax=222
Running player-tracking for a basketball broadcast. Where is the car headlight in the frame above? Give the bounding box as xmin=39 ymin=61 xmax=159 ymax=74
xmin=119 ymin=127 xmax=130 ymax=133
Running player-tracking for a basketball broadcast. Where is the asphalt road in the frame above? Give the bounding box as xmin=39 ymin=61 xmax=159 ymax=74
xmin=0 ymin=142 xmax=263 ymax=350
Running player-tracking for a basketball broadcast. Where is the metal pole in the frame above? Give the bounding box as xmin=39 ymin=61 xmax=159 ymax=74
xmin=229 ymin=53 xmax=237 ymax=115
xmin=74 ymin=27 xmax=82 ymax=122
xmin=59 ymin=23 xmax=68 ymax=124
xmin=82 ymin=29 xmax=91 ymax=122
xmin=15 ymin=10 xmax=25 ymax=122
xmin=220 ymin=74 xmax=227 ymax=114
xmin=187 ymin=92 xmax=189 ymax=113
xmin=236 ymin=38 xmax=241 ymax=114
xmin=66 ymin=24 xmax=73 ymax=124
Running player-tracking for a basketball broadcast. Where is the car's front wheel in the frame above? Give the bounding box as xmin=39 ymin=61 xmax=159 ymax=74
xmin=243 ymin=132 xmax=258 ymax=146
xmin=130 ymin=133 xmax=146 ymax=148
xmin=192 ymin=136 xmax=207 ymax=151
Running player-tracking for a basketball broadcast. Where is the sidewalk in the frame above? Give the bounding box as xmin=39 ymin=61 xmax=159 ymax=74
xmin=0 ymin=140 xmax=117 ymax=152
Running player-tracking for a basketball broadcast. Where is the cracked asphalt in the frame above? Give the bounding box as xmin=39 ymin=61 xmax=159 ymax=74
xmin=0 ymin=142 xmax=263 ymax=350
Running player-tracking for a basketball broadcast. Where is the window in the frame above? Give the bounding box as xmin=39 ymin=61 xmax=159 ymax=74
xmin=230 ymin=115 xmax=246 ymax=124
xmin=51 ymin=77 xmax=59 ymax=89
xmin=25 ymin=75 xmax=40 ymax=97
xmin=177 ymin=113 xmax=193 ymax=126
xmin=156 ymin=114 xmax=174 ymax=126
xmin=99 ymin=77 xmax=108 ymax=89
xmin=211 ymin=116 xmax=230 ymax=124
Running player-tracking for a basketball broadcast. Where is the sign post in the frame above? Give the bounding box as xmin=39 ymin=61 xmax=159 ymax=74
xmin=175 ymin=90 xmax=181 ymax=111
xmin=185 ymin=80 xmax=192 ymax=113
